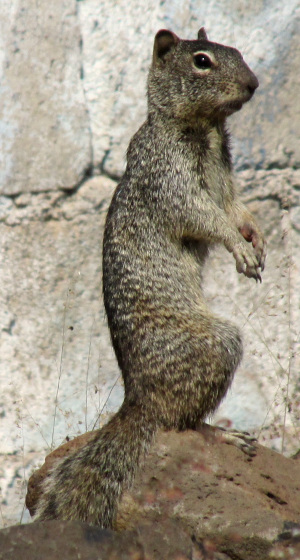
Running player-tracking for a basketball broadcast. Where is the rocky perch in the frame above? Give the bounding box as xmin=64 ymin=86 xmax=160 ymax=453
xmin=0 ymin=426 xmax=299 ymax=559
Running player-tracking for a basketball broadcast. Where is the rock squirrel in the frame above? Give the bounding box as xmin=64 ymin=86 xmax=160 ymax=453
xmin=34 ymin=27 xmax=266 ymax=527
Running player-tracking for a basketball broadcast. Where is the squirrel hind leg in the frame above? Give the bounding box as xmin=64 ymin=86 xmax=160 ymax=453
xmin=139 ymin=315 xmax=243 ymax=430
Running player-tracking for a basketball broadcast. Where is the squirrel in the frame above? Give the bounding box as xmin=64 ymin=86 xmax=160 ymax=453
xmin=34 ymin=27 xmax=266 ymax=527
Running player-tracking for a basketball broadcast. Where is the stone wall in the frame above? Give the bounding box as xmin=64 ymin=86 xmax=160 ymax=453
xmin=0 ymin=0 xmax=299 ymax=526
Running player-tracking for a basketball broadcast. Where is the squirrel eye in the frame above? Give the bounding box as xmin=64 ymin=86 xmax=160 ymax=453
xmin=193 ymin=53 xmax=212 ymax=69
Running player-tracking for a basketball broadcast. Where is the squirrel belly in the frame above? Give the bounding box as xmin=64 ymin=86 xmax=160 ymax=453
xmin=34 ymin=27 xmax=265 ymax=527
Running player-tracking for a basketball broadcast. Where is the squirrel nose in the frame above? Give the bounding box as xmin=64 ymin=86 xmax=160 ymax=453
xmin=247 ymin=74 xmax=259 ymax=96
xmin=247 ymin=84 xmax=256 ymax=96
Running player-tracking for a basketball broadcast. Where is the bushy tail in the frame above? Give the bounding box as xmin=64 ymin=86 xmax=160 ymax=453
xmin=35 ymin=401 xmax=156 ymax=527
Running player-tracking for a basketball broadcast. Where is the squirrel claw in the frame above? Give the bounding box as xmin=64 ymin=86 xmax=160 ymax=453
xmin=215 ymin=427 xmax=257 ymax=457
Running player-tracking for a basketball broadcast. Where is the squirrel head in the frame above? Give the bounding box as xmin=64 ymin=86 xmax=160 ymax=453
xmin=148 ymin=28 xmax=259 ymax=124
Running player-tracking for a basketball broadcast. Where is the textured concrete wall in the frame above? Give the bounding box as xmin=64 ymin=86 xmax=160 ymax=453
xmin=0 ymin=0 xmax=299 ymax=526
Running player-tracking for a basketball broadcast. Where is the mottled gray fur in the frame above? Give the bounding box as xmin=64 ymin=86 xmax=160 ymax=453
xmin=34 ymin=27 xmax=266 ymax=527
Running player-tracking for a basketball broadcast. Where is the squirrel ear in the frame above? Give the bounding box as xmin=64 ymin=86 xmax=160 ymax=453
xmin=153 ymin=30 xmax=180 ymax=64
xmin=197 ymin=27 xmax=208 ymax=40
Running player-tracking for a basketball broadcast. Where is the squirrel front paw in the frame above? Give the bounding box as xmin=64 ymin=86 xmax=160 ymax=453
xmin=232 ymin=241 xmax=262 ymax=282
xmin=238 ymin=224 xmax=267 ymax=273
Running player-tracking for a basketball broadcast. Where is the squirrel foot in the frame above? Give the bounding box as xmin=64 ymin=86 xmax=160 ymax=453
xmin=215 ymin=427 xmax=257 ymax=457
xmin=196 ymin=423 xmax=257 ymax=457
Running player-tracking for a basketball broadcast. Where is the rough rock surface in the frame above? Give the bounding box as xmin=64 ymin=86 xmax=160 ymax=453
xmin=0 ymin=522 xmax=146 ymax=560
xmin=1 ymin=520 xmax=300 ymax=560
xmin=0 ymin=0 xmax=299 ymax=527
xmin=25 ymin=428 xmax=300 ymax=559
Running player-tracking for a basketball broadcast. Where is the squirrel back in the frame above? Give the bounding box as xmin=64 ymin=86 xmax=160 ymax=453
xmin=34 ymin=28 xmax=265 ymax=527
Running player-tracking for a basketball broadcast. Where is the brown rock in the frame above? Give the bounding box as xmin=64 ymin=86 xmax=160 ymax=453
xmin=118 ymin=428 xmax=300 ymax=558
xmin=26 ymin=426 xmax=300 ymax=559
xmin=0 ymin=518 xmax=237 ymax=560
xmin=268 ymin=523 xmax=300 ymax=560
xmin=0 ymin=521 xmax=145 ymax=560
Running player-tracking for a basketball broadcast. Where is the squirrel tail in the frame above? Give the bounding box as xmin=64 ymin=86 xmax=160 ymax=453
xmin=35 ymin=401 xmax=157 ymax=527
